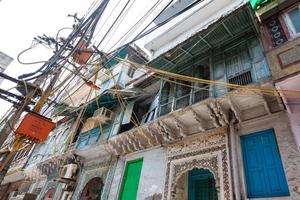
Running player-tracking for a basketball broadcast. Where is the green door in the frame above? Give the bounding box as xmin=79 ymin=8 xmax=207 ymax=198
xmin=119 ymin=158 xmax=143 ymax=200
xmin=188 ymin=168 xmax=218 ymax=200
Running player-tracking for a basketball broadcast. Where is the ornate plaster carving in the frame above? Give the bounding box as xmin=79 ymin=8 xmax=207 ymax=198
xmin=164 ymin=130 xmax=232 ymax=200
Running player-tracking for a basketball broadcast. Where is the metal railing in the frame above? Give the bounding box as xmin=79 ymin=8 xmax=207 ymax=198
xmin=75 ymin=127 xmax=100 ymax=150
xmin=160 ymin=101 xmax=173 ymax=116
xmin=159 ymin=89 xmax=210 ymax=117
xmin=141 ymin=107 xmax=157 ymax=124
xmin=175 ymin=94 xmax=190 ymax=110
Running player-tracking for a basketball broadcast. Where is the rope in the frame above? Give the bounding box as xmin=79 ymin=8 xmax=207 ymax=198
xmin=117 ymin=58 xmax=300 ymax=96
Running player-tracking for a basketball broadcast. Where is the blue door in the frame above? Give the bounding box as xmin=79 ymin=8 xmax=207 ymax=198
xmin=241 ymin=129 xmax=289 ymax=198
xmin=188 ymin=169 xmax=218 ymax=200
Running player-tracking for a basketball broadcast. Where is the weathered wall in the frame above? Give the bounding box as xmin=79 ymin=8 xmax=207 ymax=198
xmin=265 ymin=36 xmax=300 ymax=80
xmin=164 ymin=127 xmax=232 ymax=200
xmin=108 ymin=147 xmax=167 ymax=200
xmin=72 ymin=158 xmax=113 ymax=200
xmin=36 ymin=180 xmax=62 ymax=200
xmin=237 ymin=112 xmax=300 ymax=200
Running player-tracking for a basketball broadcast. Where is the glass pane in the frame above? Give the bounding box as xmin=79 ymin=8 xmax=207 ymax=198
xmin=289 ymin=7 xmax=300 ymax=33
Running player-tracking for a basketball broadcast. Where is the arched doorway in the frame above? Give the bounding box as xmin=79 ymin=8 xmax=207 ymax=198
xmin=188 ymin=168 xmax=218 ymax=200
xmin=79 ymin=177 xmax=103 ymax=200
xmin=43 ymin=188 xmax=56 ymax=200
xmin=174 ymin=168 xmax=218 ymax=200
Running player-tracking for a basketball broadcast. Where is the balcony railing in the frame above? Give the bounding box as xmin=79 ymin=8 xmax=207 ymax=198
xmin=75 ymin=123 xmax=113 ymax=150
xmin=141 ymin=107 xmax=157 ymax=124
xmin=76 ymin=127 xmax=99 ymax=150
xmin=159 ymin=89 xmax=210 ymax=117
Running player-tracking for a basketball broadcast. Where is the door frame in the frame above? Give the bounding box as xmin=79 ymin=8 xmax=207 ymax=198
xmin=118 ymin=157 xmax=144 ymax=200
xmin=239 ymin=128 xmax=290 ymax=198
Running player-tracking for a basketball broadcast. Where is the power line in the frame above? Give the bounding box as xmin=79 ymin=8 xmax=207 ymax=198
xmin=96 ymin=0 xmax=131 ymax=48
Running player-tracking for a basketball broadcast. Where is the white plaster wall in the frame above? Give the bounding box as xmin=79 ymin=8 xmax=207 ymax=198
xmin=108 ymin=147 xmax=167 ymax=200
xmin=236 ymin=112 xmax=300 ymax=200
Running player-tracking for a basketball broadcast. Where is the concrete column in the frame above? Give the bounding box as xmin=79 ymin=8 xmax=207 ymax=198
xmin=229 ymin=122 xmax=241 ymax=200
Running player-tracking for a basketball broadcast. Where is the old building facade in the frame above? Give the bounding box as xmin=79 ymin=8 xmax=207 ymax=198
xmin=1 ymin=0 xmax=300 ymax=200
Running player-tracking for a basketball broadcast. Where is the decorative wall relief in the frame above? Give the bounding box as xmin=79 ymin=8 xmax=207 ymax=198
xmin=72 ymin=159 xmax=112 ymax=200
xmin=163 ymin=128 xmax=232 ymax=200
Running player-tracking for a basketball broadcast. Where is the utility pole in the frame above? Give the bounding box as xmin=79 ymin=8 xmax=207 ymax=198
xmin=0 ymin=72 xmax=57 ymax=183
xmin=0 ymin=76 xmax=44 ymax=146
xmin=0 ymin=0 xmax=110 ymax=185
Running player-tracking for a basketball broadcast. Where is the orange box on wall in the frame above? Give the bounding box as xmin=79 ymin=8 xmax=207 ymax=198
xmin=72 ymin=41 xmax=93 ymax=64
xmin=15 ymin=112 xmax=55 ymax=142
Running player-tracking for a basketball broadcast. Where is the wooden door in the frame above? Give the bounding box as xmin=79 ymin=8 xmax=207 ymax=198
xmin=241 ymin=129 xmax=289 ymax=198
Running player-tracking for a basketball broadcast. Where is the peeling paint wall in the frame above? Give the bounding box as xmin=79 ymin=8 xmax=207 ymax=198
xmin=72 ymin=158 xmax=113 ymax=200
xmin=108 ymin=147 xmax=167 ymax=200
xmin=237 ymin=112 xmax=300 ymax=200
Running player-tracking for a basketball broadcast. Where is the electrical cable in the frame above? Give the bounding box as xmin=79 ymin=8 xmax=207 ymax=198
xmin=96 ymin=0 xmax=131 ymax=48
xmin=118 ymin=57 xmax=300 ymax=96
xmin=101 ymin=0 xmax=137 ymax=50
xmin=108 ymin=0 xmax=163 ymax=51
xmin=17 ymin=43 xmax=48 ymax=65
xmin=19 ymin=0 xmax=108 ymax=80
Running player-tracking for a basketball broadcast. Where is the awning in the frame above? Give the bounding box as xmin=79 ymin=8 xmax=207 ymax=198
xmin=148 ymin=5 xmax=255 ymax=71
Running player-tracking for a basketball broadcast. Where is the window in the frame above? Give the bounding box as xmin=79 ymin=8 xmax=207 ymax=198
xmin=241 ymin=129 xmax=289 ymax=198
xmin=119 ymin=158 xmax=143 ymax=200
xmin=127 ymin=66 xmax=136 ymax=78
xmin=228 ymin=71 xmax=253 ymax=88
xmin=265 ymin=18 xmax=288 ymax=47
xmin=285 ymin=5 xmax=300 ymax=37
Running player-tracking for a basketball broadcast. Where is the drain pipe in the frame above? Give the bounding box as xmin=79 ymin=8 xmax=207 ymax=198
xmin=229 ymin=113 xmax=241 ymax=200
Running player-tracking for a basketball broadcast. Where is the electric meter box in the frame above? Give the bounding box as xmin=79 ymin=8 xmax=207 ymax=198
xmin=15 ymin=112 xmax=55 ymax=142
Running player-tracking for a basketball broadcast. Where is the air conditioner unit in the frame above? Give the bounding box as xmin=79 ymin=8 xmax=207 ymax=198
xmin=91 ymin=107 xmax=113 ymax=124
xmin=60 ymin=164 xmax=77 ymax=180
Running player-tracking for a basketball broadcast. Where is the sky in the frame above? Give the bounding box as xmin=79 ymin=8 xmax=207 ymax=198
xmin=0 ymin=0 xmax=167 ymax=118
xmin=0 ymin=0 xmax=96 ymax=116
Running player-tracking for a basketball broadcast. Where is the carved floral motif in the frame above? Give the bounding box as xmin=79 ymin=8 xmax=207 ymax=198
xmin=164 ymin=130 xmax=232 ymax=200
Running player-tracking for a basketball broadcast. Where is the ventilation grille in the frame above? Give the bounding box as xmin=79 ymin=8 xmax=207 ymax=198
xmin=229 ymin=71 xmax=253 ymax=87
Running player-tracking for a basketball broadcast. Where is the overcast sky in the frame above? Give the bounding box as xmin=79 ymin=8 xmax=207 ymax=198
xmin=0 ymin=0 xmax=166 ymax=117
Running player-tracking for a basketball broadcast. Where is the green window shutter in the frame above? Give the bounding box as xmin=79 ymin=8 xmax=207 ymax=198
xmin=119 ymin=158 xmax=143 ymax=200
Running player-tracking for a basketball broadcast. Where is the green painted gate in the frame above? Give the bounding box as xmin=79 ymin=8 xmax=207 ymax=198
xmin=119 ymin=158 xmax=143 ymax=200
xmin=188 ymin=168 xmax=218 ymax=200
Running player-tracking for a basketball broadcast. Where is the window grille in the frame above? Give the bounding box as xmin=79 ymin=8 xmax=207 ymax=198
xmin=229 ymin=71 xmax=253 ymax=87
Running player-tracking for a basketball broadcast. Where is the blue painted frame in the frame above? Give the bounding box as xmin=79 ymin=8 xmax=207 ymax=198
xmin=241 ymin=129 xmax=290 ymax=198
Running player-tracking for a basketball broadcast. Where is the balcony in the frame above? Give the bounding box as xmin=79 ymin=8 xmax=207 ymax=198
xmin=75 ymin=127 xmax=100 ymax=150
xmin=75 ymin=124 xmax=112 ymax=150
xmin=74 ymin=124 xmax=112 ymax=158
xmin=159 ymin=88 xmax=211 ymax=117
